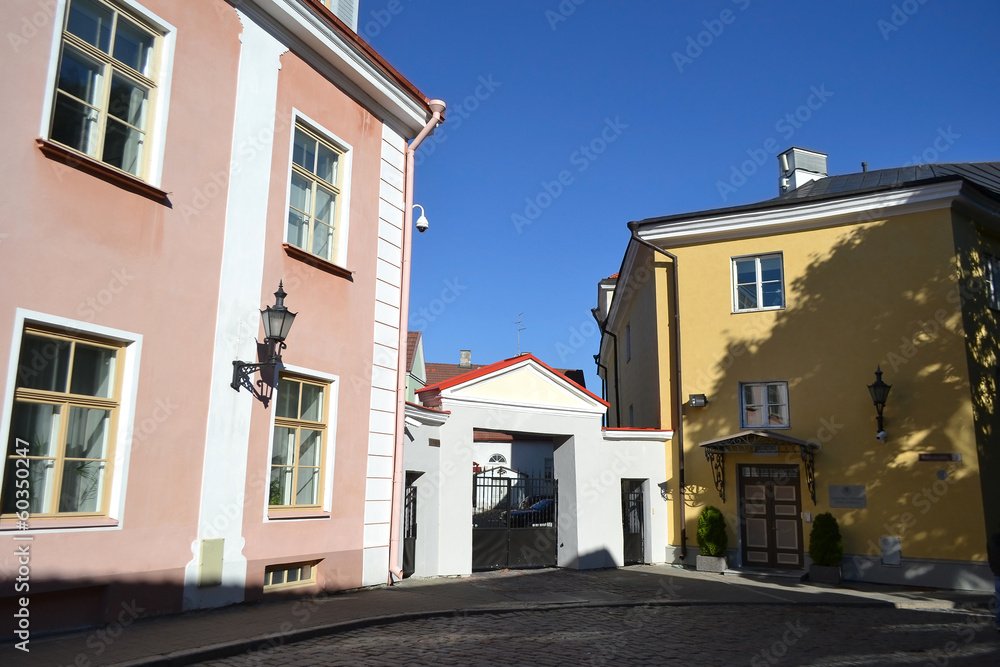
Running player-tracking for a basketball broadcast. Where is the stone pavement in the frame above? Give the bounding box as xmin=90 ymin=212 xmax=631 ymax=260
xmin=4 ymin=565 xmax=997 ymax=666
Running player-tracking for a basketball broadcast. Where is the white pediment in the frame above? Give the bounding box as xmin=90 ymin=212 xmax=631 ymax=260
xmin=442 ymin=359 xmax=606 ymax=414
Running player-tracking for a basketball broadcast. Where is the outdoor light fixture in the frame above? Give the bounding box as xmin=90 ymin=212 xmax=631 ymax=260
xmin=867 ymin=365 xmax=892 ymax=439
xmin=413 ymin=204 xmax=429 ymax=233
xmin=689 ymin=394 xmax=708 ymax=408
xmin=231 ymin=281 xmax=297 ymax=393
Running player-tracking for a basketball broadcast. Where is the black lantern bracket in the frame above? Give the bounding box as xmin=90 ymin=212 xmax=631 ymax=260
xmin=867 ymin=365 xmax=892 ymax=436
xmin=231 ymin=282 xmax=297 ymax=396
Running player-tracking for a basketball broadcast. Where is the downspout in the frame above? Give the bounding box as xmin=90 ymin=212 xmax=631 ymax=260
xmin=628 ymin=227 xmax=687 ymax=561
xmin=593 ymin=355 xmax=608 ymax=427
xmin=605 ymin=329 xmax=622 ymax=427
xmin=389 ymin=99 xmax=446 ymax=584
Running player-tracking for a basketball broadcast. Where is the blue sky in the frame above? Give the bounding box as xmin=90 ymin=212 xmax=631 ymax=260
xmin=366 ymin=0 xmax=1000 ymax=393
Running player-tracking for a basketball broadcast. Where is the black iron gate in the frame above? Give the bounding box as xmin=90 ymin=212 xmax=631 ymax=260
xmin=622 ymin=479 xmax=645 ymax=565
xmin=402 ymin=477 xmax=417 ymax=578
xmin=472 ymin=471 xmax=557 ymax=571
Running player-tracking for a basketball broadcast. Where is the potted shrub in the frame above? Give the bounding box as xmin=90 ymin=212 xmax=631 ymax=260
xmin=696 ymin=506 xmax=728 ymax=573
xmin=808 ymin=512 xmax=843 ymax=584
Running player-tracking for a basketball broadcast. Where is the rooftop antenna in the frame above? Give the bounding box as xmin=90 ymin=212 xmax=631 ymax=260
xmin=515 ymin=313 xmax=526 ymax=356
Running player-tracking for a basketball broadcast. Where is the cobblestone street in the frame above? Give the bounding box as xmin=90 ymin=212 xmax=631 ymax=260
xmin=197 ymin=603 xmax=1000 ymax=666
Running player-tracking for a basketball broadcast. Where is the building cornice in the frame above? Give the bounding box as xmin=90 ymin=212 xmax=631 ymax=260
xmin=240 ymin=0 xmax=432 ymax=135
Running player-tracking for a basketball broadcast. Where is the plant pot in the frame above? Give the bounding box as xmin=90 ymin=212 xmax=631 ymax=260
xmin=808 ymin=564 xmax=842 ymax=585
xmin=696 ymin=555 xmax=728 ymax=573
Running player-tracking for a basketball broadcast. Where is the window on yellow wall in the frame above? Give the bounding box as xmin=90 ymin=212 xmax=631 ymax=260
xmin=1 ymin=328 xmax=124 ymax=517
xmin=49 ymin=0 xmax=163 ymax=178
xmin=270 ymin=376 xmax=328 ymax=509
xmin=740 ymin=381 xmax=789 ymax=429
xmin=732 ymin=253 xmax=784 ymax=312
xmin=986 ymin=255 xmax=1000 ymax=310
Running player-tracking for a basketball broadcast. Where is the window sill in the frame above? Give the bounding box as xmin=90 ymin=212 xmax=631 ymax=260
xmin=732 ymin=306 xmax=785 ymax=314
xmin=267 ymin=509 xmax=331 ymax=520
xmin=282 ymin=243 xmax=353 ymax=281
xmin=36 ymin=138 xmax=170 ymax=205
xmin=0 ymin=517 xmax=120 ymax=531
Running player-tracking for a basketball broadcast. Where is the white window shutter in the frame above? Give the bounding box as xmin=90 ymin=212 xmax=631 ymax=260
xmin=329 ymin=0 xmax=358 ymax=32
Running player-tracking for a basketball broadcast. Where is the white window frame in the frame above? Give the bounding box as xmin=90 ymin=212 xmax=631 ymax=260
xmin=986 ymin=255 xmax=1000 ymax=311
xmin=40 ymin=0 xmax=176 ymax=187
xmin=284 ymin=110 xmax=353 ymax=269
xmin=263 ymin=364 xmax=339 ymax=521
xmin=739 ymin=381 xmax=790 ymax=430
xmin=731 ymin=253 xmax=785 ymax=313
xmin=0 ymin=310 xmax=142 ymax=531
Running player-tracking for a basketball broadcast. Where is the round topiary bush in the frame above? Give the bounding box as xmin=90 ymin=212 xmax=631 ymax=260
xmin=808 ymin=512 xmax=843 ymax=566
xmin=697 ymin=505 xmax=728 ymax=557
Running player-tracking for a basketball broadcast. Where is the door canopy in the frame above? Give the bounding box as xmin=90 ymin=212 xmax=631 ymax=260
xmin=699 ymin=430 xmax=818 ymax=504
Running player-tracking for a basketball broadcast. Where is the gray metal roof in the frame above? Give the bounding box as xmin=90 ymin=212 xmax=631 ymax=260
xmin=632 ymin=162 xmax=1000 ymax=229
xmin=778 ymin=162 xmax=1000 ymax=201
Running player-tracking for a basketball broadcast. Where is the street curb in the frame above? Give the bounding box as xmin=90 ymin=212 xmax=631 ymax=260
xmin=111 ymin=598 xmax=908 ymax=666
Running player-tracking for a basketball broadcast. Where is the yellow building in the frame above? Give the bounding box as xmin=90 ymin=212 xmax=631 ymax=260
xmin=596 ymin=148 xmax=1000 ymax=590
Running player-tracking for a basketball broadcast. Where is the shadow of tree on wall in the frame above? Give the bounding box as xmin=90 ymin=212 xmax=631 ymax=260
xmin=680 ymin=212 xmax=998 ymax=581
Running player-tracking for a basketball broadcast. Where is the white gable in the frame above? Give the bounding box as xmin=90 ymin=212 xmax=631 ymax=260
xmin=442 ymin=359 xmax=605 ymax=415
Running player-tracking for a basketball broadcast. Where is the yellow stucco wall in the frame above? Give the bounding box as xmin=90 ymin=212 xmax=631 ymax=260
xmin=654 ymin=209 xmax=987 ymax=563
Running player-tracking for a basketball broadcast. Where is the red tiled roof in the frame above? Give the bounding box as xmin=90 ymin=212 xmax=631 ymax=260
xmin=424 ymin=362 xmax=486 ymax=386
xmin=605 ymin=272 xmax=619 ymax=280
xmin=474 ymin=430 xmax=555 ymax=442
xmin=406 ymin=331 xmax=421 ymax=372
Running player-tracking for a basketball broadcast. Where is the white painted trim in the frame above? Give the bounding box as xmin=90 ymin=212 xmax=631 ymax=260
xmin=284 ymin=109 xmax=354 ymax=268
xmin=38 ymin=0 xmax=176 ymax=188
xmin=638 ymin=181 xmax=962 ymax=246
xmin=439 ymin=394 xmax=607 ymax=419
xmin=261 ymin=365 xmax=339 ymax=521
xmin=0 ymin=310 xmax=143 ymax=533
xmin=602 ymin=429 xmax=673 ymax=442
xmin=404 ymin=403 xmax=449 ymax=427
xmin=240 ymin=0 xmax=427 ymax=134
xmin=182 ymin=13 xmax=286 ymax=611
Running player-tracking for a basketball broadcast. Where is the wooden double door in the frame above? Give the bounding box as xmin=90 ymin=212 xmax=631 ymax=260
xmin=738 ymin=464 xmax=803 ymax=569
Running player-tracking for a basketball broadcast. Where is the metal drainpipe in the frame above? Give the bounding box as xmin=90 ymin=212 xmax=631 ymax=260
xmin=605 ymin=329 xmax=622 ymax=427
xmin=628 ymin=228 xmax=687 ymax=562
xmin=593 ymin=355 xmax=608 ymax=428
xmin=388 ymin=100 xmax=446 ymax=584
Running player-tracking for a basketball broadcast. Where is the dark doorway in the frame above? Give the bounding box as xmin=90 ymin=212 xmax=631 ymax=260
xmin=622 ymin=479 xmax=645 ymax=565
xmin=402 ymin=472 xmax=418 ymax=578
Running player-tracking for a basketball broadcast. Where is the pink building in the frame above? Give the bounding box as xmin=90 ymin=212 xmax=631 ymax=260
xmin=0 ymin=0 xmax=443 ymax=634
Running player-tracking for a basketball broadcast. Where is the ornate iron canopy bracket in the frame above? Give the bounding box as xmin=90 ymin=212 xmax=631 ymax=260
xmin=801 ymin=447 xmax=817 ymax=505
xmin=705 ymin=449 xmax=726 ymax=503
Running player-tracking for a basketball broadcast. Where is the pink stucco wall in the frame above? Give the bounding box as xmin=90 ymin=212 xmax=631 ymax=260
xmin=0 ymin=0 xmax=243 ymax=629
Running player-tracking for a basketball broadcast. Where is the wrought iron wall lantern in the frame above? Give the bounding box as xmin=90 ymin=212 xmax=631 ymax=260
xmin=867 ymin=366 xmax=891 ymax=440
xmin=231 ymin=282 xmax=297 ymax=393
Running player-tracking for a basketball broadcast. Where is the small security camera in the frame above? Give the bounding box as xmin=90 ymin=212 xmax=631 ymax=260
xmin=875 ymin=430 xmax=887 ymax=442
xmin=415 ymin=216 xmax=429 ymax=233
